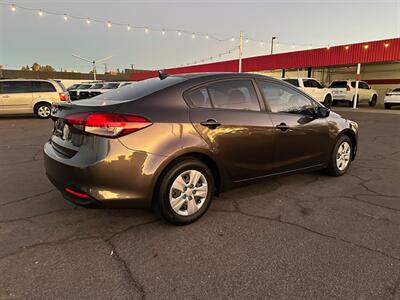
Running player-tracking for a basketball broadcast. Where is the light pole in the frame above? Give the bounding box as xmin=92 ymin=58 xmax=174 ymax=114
xmin=72 ymin=54 xmax=112 ymax=80
xmin=271 ymin=36 xmax=277 ymax=55
xmin=238 ymin=32 xmax=243 ymax=73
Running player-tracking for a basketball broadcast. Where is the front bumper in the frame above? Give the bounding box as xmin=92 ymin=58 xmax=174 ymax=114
xmin=44 ymin=139 xmax=166 ymax=208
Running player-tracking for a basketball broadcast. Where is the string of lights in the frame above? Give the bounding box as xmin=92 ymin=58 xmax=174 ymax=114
xmin=177 ymin=46 xmax=239 ymax=68
xmin=0 ymin=1 xmax=331 ymax=49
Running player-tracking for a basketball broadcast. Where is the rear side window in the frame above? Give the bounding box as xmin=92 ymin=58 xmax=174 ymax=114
xmin=32 ymin=81 xmax=56 ymax=92
xmin=188 ymin=88 xmax=212 ymax=108
xmin=1 ymin=81 xmax=32 ymax=94
xmin=392 ymin=88 xmax=400 ymax=92
xmin=207 ymin=80 xmax=260 ymax=111
xmin=329 ymin=81 xmax=347 ymax=88
xmin=282 ymin=79 xmax=299 ymax=87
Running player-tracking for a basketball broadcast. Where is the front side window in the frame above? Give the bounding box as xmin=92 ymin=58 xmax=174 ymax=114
xmin=188 ymin=88 xmax=211 ymax=108
xmin=258 ymin=81 xmax=316 ymax=114
xmin=1 ymin=81 xmax=32 ymax=94
xmin=32 ymin=81 xmax=56 ymax=93
xmin=207 ymin=80 xmax=260 ymax=111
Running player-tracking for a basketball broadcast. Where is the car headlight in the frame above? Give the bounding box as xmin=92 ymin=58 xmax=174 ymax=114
xmin=349 ymin=120 xmax=358 ymax=132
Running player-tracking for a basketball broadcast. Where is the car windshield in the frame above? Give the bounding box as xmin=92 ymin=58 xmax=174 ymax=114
xmin=329 ymin=81 xmax=347 ymax=88
xmin=90 ymin=84 xmax=104 ymax=89
xmin=392 ymin=88 xmax=400 ymax=92
xmin=76 ymin=76 xmax=187 ymax=105
xmin=77 ymin=84 xmax=92 ymax=89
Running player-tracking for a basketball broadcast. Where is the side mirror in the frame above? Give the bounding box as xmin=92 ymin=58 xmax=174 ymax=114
xmin=316 ymin=106 xmax=330 ymax=118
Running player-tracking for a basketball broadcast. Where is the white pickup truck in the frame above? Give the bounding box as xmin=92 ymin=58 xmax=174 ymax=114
xmin=282 ymin=78 xmax=333 ymax=107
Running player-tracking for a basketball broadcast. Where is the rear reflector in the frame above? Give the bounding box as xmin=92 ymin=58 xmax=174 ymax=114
xmin=65 ymin=187 xmax=90 ymax=199
xmin=65 ymin=113 xmax=152 ymax=138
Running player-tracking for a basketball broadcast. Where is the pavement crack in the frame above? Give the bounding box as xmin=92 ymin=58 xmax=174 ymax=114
xmin=105 ymin=239 xmax=146 ymax=300
xmin=0 ymin=189 xmax=56 ymax=207
xmin=229 ymin=199 xmax=400 ymax=263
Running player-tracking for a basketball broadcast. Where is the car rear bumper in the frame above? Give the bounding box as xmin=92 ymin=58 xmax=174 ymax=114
xmin=384 ymin=96 xmax=400 ymax=104
xmin=44 ymin=139 xmax=166 ymax=208
xmin=332 ymin=94 xmax=352 ymax=101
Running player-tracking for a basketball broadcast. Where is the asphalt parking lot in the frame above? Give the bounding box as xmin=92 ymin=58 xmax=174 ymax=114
xmin=1 ymin=108 xmax=400 ymax=299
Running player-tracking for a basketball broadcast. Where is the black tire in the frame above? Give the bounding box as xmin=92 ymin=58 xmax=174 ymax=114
xmin=154 ymin=158 xmax=215 ymax=225
xmin=34 ymin=103 xmax=52 ymax=119
xmin=369 ymin=95 xmax=377 ymax=107
xmin=326 ymin=135 xmax=353 ymax=176
xmin=323 ymin=95 xmax=332 ymax=108
xmin=385 ymin=103 xmax=392 ymax=109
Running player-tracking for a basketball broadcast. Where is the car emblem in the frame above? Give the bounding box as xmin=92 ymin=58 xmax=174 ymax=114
xmin=62 ymin=124 xmax=70 ymax=140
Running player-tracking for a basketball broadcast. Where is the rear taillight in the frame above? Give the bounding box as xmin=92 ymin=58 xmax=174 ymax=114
xmin=65 ymin=113 xmax=152 ymax=138
xmin=59 ymin=92 xmax=66 ymax=101
xmin=346 ymin=85 xmax=351 ymax=91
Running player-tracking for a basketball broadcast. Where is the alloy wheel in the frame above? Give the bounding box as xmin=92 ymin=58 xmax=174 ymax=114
xmin=336 ymin=141 xmax=351 ymax=171
xmin=38 ymin=105 xmax=51 ymax=118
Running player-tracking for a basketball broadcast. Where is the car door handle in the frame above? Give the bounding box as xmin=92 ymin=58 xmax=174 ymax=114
xmin=200 ymin=119 xmax=221 ymax=129
xmin=276 ymin=123 xmax=290 ymax=132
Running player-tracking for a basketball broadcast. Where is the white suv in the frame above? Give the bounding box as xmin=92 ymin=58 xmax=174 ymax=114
xmin=0 ymin=79 xmax=68 ymax=118
xmin=384 ymin=88 xmax=400 ymax=109
xmin=282 ymin=78 xmax=333 ymax=107
xmin=330 ymin=80 xmax=378 ymax=107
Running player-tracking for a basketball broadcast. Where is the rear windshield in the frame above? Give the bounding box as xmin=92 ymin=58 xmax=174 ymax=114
xmin=329 ymin=81 xmax=347 ymax=88
xmin=282 ymin=79 xmax=299 ymax=87
xmin=392 ymin=88 xmax=400 ymax=92
xmin=78 ymin=76 xmax=187 ymax=104
xmin=56 ymin=81 xmax=67 ymax=91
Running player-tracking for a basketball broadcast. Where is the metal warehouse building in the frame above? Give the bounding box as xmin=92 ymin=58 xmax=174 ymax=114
xmin=130 ymin=37 xmax=400 ymax=107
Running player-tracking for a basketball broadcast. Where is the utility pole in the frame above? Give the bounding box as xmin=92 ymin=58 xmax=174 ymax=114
xmin=271 ymin=36 xmax=277 ymax=55
xmin=238 ymin=32 xmax=243 ymax=73
xmin=103 ymin=63 xmax=108 ymax=74
xmin=353 ymin=63 xmax=361 ymax=109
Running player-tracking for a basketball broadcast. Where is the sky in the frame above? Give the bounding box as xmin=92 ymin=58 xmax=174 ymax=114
xmin=0 ymin=0 xmax=399 ymax=73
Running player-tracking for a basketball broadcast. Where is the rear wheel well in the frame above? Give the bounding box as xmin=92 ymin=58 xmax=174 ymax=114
xmin=152 ymin=152 xmax=221 ymax=207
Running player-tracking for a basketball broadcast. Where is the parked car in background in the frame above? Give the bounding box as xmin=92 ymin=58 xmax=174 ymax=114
xmin=282 ymin=77 xmax=333 ymax=107
xmin=384 ymin=88 xmax=400 ymax=109
xmin=66 ymin=83 xmax=81 ymax=91
xmin=88 ymin=81 xmax=133 ymax=98
xmin=330 ymin=80 xmax=378 ymax=107
xmin=44 ymin=73 xmax=358 ymax=225
xmin=68 ymin=83 xmax=96 ymax=101
xmin=0 ymin=79 xmax=68 ymax=118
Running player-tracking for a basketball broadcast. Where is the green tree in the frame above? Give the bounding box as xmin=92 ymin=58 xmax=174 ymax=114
xmin=40 ymin=65 xmax=55 ymax=72
xmin=31 ymin=62 xmax=41 ymax=71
